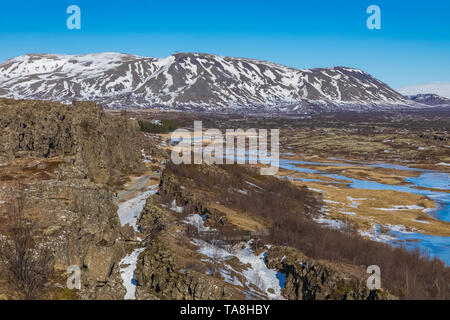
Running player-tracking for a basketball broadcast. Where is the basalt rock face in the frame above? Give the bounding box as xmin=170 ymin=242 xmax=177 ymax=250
xmin=135 ymin=236 xmax=244 ymax=300
xmin=0 ymin=98 xmax=145 ymax=186
xmin=25 ymin=177 xmax=127 ymax=299
xmin=0 ymin=156 xmax=129 ymax=299
xmin=158 ymin=169 xmax=227 ymax=224
xmin=0 ymin=98 xmax=149 ymax=299
xmin=142 ymin=168 xmax=394 ymax=300
xmin=134 ymin=196 xmax=244 ymax=300
xmin=265 ymin=246 xmax=396 ymax=300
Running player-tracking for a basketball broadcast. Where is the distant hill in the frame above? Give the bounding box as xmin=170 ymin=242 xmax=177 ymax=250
xmin=407 ymin=93 xmax=450 ymax=107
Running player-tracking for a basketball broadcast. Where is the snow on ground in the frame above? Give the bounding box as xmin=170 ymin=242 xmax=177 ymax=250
xmin=387 ymin=224 xmax=414 ymax=234
xmin=374 ymin=205 xmax=424 ymax=211
xmin=313 ymin=216 xmax=346 ymax=230
xmin=308 ymin=187 xmax=325 ymax=193
xmin=183 ymin=213 xmax=284 ymax=299
xmin=117 ymin=185 xmax=158 ymax=231
xmin=347 ymin=196 xmax=366 ymax=208
xmin=141 ymin=149 xmax=152 ymax=163
xmin=235 ymin=244 xmax=285 ymax=299
xmin=323 ymin=199 xmax=339 ymax=204
xmin=359 ymin=223 xmax=414 ymax=243
xmin=413 ymin=219 xmax=431 ymax=224
xmin=119 ymin=248 xmax=145 ymax=300
xmin=245 ymin=181 xmax=263 ymax=190
xmin=169 ymin=199 xmax=184 ymax=213
xmin=437 ymin=163 xmax=450 ymax=166
xmin=235 ymin=188 xmax=249 ymax=195
xmin=183 ymin=214 xmax=211 ymax=232
xmin=359 ymin=225 xmax=397 ymax=242
xmin=193 ymin=239 xmax=285 ymax=300
xmin=116 ymin=182 xmax=158 ymax=300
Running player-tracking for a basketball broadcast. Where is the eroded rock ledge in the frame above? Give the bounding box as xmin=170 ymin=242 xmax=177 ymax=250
xmin=0 ymin=99 xmax=151 ymax=299
xmin=265 ymin=246 xmax=396 ymax=300
xmin=133 ymin=169 xmax=396 ymax=300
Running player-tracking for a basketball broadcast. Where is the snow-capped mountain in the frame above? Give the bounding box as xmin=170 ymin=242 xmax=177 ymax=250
xmin=0 ymin=52 xmax=417 ymax=113
xmin=407 ymin=93 xmax=450 ymax=107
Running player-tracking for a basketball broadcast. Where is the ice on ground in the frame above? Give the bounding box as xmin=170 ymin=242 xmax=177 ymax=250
xmin=119 ymin=248 xmax=145 ymax=300
xmin=313 ymin=216 xmax=346 ymax=230
xmin=218 ymin=268 xmax=244 ymax=287
xmin=359 ymin=225 xmax=397 ymax=242
xmin=193 ymin=240 xmax=284 ymax=300
xmin=347 ymin=196 xmax=366 ymax=208
xmin=308 ymin=187 xmax=325 ymax=193
xmin=387 ymin=224 xmax=414 ymax=234
xmin=237 ymin=247 xmax=284 ymax=299
xmin=360 ymin=223 xmax=413 ymax=243
xmin=412 ymin=219 xmax=431 ymax=224
xmin=183 ymin=214 xmax=212 ymax=232
xmin=141 ymin=148 xmax=152 ymax=163
xmin=117 ymin=185 xmax=158 ymax=231
xmin=235 ymin=188 xmax=249 ymax=195
xmin=245 ymin=181 xmax=263 ymax=189
xmin=405 ymin=173 xmax=450 ymax=190
xmin=169 ymin=200 xmax=184 ymax=213
xmin=374 ymin=205 xmax=424 ymax=211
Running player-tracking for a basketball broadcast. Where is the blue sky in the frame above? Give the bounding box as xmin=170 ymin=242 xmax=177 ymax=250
xmin=0 ymin=0 xmax=449 ymax=89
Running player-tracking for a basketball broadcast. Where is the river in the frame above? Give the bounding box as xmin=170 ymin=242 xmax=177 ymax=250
xmin=279 ymin=157 xmax=450 ymax=264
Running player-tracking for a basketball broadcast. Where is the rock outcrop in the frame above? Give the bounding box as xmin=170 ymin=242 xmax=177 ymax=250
xmin=134 ymin=195 xmax=245 ymax=300
xmin=0 ymin=98 xmax=146 ymax=186
xmin=159 ymin=169 xmax=227 ymax=224
xmin=154 ymin=165 xmax=397 ymax=300
xmin=0 ymin=98 xmax=151 ymax=299
xmin=265 ymin=246 xmax=396 ymax=300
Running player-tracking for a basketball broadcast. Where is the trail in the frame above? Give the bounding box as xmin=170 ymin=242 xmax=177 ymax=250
xmin=115 ymin=172 xmax=160 ymax=203
xmin=115 ymin=171 xmax=160 ymax=299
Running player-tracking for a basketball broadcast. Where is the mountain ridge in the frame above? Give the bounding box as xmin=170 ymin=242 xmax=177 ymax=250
xmin=0 ymin=52 xmax=426 ymax=113
xmin=407 ymin=93 xmax=450 ymax=107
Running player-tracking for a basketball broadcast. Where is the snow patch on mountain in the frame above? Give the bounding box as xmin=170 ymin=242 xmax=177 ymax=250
xmin=0 ymin=52 xmax=418 ymax=113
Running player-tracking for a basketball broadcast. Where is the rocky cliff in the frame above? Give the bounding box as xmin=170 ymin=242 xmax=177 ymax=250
xmin=134 ymin=196 xmax=245 ymax=300
xmin=265 ymin=246 xmax=396 ymax=300
xmin=131 ymin=167 xmax=396 ymax=300
xmin=0 ymin=98 xmax=146 ymax=186
xmin=0 ymin=98 xmax=150 ymax=299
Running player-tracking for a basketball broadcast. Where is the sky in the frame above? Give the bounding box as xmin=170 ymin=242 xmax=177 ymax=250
xmin=0 ymin=0 xmax=449 ymax=94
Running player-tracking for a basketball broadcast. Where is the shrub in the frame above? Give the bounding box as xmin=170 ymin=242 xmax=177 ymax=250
xmin=138 ymin=119 xmax=179 ymax=133
xmin=0 ymin=197 xmax=53 ymax=300
xmin=164 ymin=162 xmax=450 ymax=299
